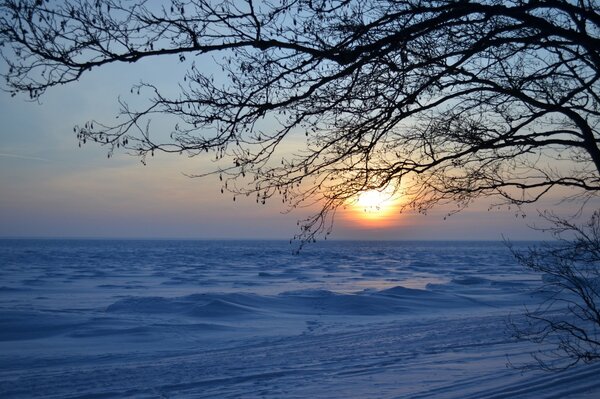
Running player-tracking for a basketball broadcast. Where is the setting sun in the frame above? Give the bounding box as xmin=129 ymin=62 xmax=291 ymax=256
xmin=353 ymin=189 xmax=399 ymax=221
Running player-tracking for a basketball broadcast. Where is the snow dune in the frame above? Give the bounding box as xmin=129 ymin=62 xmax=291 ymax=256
xmin=1 ymin=240 xmax=598 ymax=398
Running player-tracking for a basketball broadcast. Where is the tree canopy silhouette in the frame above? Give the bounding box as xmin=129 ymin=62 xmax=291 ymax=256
xmin=2 ymin=0 xmax=599 ymax=240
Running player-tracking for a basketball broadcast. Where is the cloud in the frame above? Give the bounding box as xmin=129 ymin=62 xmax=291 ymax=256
xmin=0 ymin=152 xmax=50 ymax=162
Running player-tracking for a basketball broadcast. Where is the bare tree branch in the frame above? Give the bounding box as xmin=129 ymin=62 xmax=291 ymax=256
xmin=508 ymin=211 xmax=600 ymax=370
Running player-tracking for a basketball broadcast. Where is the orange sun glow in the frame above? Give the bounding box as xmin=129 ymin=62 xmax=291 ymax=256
xmin=352 ymin=189 xmax=399 ymax=223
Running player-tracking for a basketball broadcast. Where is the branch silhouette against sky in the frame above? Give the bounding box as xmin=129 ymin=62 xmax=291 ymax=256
xmin=1 ymin=0 xmax=599 ymax=242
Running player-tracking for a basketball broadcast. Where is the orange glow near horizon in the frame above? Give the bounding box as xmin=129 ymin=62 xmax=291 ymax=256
xmin=350 ymin=189 xmax=400 ymax=225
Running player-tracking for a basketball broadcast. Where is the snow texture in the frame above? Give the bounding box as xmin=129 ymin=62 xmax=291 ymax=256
xmin=1 ymin=240 xmax=599 ymax=398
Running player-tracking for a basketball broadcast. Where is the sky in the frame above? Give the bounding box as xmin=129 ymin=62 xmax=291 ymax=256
xmin=0 ymin=53 xmax=577 ymax=241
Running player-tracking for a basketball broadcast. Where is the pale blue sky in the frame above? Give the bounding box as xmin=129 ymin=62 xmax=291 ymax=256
xmin=0 ymin=54 xmax=574 ymax=241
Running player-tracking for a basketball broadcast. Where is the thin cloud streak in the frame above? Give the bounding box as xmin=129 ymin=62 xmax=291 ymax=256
xmin=0 ymin=152 xmax=50 ymax=162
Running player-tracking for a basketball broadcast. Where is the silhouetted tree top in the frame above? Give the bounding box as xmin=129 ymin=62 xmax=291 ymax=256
xmin=1 ymin=0 xmax=599 ymax=240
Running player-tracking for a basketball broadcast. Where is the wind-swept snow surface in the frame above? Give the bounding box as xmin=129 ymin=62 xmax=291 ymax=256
xmin=1 ymin=240 xmax=599 ymax=398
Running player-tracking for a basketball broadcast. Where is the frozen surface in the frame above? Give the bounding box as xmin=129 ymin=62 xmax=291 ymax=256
xmin=1 ymin=240 xmax=599 ymax=398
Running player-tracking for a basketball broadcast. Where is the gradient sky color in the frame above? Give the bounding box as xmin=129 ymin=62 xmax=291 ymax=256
xmin=0 ymin=54 xmax=580 ymax=241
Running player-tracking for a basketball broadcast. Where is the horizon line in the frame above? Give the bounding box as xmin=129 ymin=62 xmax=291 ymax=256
xmin=0 ymin=236 xmax=542 ymax=242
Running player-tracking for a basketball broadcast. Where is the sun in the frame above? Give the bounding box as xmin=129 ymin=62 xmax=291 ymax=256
xmin=352 ymin=189 xmax=398 ymax=221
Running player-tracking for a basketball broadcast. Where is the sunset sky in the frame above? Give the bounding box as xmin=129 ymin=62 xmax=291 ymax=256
xmin=0 ymin=54 xmax=574 ymax=241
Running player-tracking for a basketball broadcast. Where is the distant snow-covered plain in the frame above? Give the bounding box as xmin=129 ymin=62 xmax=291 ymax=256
xmin=1 ymin=239 xmax=599 ymax=398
